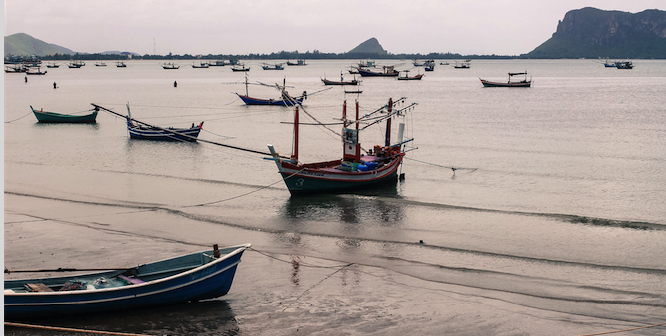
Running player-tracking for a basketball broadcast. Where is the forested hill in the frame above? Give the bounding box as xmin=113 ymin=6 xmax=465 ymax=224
xmin=526 ymin=7 xmax=666 ymax=59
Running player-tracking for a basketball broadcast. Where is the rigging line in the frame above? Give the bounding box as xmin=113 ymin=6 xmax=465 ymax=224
xmin=4 ymin=111 xmax=33 ymax=123
xmin=248 ymin=247 xmax=352 ymax=269
xmin=404 ymin=157 xmax=478 ymax=172
xmin=92 ymin=104 xmax=289 ymax=159
xmin=282 ymin=262 xmax=354 ymax=312
xmin=183 ymin=165 xmax=309 ymax=207
xmin=577 ymin=322 xmax=666 ymax=336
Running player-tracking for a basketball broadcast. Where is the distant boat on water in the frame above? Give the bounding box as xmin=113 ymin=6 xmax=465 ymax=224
xmin=261 ymin=63 xmax=285 ymax=70
xmin=358 ymin=65 xmax=399 ymax=77
xmin=46 ymin=62 xmax=60 ymax=68
xmin=4 ymin=64 xmax=27 ymax=73
xmin=26 ymin=67 xmax=48 ymax=75
xmin=95 ymin=62 xmax=107 ymax=67
xmin=116 ymin=61 xmax=127 ymax=67
xmin=235 ymin=77 xmax=306 ymax=106
xmin=192 ymin=62 xmax=210 ymax=68
xmin=31 ymin=106 xmax=98 ymax=123
xmin=287 ymin=59 xmax=307 ymax=66
xmin=162 ymin=62 xmax=179 ymax=69
xmin=231 ymin=64 xmax=250 ymax=72
xmin=615 ymin=61 xmax=633 ymax=69
xmin=68 ymin=60 xmax=85 ymax=68
xmin=479 ymin=72 xmax=532 ymax=87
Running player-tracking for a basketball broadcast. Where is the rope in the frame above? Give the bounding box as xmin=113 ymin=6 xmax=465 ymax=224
xmin=577 ymin=322 xmax=666 ymax=336
xmin=404 ymin=156 xmax=478 ymax=172
xmin=4 ymin=322 xmax=154 ymax=336
xmin=5 ymin=111 xmax=33 ymax=123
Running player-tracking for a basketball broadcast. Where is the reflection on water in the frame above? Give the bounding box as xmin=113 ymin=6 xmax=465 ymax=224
xmin=5 ymin=300 xmax=239 ymax=335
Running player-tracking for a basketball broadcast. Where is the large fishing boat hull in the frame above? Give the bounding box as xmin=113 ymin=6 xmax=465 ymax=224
xmin=4 ymin=244 xmax=250 ymax=319
xmin=236 ymin=94 xmax=304 ymax=106
xmin=357 ymin=69 xmax=399 ymax=77
xmin=31 ymin=106 xmax=98 ymax=123
xmin=274 ymin=155 xmax=403 ymax=194
xmin=480 ymin=79 xmax=531 ymax=87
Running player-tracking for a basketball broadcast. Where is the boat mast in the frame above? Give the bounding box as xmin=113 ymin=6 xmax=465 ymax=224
xmin=342 ymin=100 xmax=361 ymax=162
xmin=292 ymin=106 xmax=299 ymax=161
xmin=385 ymin=98 xmax=393 ymax=146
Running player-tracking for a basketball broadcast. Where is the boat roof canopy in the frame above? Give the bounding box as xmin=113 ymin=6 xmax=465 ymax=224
xmin=509 ymin=72 xmax=527 ymax=76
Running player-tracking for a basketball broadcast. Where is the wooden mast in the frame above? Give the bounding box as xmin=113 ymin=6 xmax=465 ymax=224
xmin=292 ymin=106 xmax=299 ymax=161
xmin=385 ymin=98 xmax=393 ymax=146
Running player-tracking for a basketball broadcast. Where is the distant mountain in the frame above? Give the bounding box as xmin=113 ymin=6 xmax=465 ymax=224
xmin=4 ymin=33 xmax=76 ymax=56
xmin=348 ymin=38 xmax=388 ymax=55
xmin=526 ymin=7 xmax=666 ymax=59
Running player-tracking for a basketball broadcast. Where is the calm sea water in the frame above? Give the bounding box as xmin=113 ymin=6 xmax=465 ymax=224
xmin=4 ymin=59 xmax=666 ymax=334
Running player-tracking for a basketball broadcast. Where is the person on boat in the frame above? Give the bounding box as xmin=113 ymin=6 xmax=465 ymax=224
xmin=53 ymin=82 xmax=57 ymax=89
xmin=25 ymin=76 xmax=27 ymax=83
xmin=174 ymin=81 xmax=177 ymax=87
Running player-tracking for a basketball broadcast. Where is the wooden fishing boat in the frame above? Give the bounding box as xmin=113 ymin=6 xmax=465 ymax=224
xmin=358 ymin=65 xmax=399 ymax=77
xmin=615 ymin=61 xmax=633 ymax=69
xmin=261 ymin=63 xmax=285 ymax=70
xmin=453 ymin=61 xmax=470 ymax=69
xmin=162 ymin=62 xmax=179 ymax=69
xmin=235 ymin=77 xmax=306 ymax=106
xmin=26 ymin=67 xmax=48 ymax=75
xmin=31 ymin=106 xmax=98 ymax=123
xmin=46 ymin=62 xmax=60 ymax=68
xmin=95 ymin=62 xmax=107 ymax=67
xmin=287 ymin=59 xmax=307 ymax=66
xmin=192 ymin=62 xmax=210 ymax=68
xmin=321 ymin=77 xmax=360 ymax=85
xmin=68 ymin=60 xmax=85 ymax=68
xmin=397 ymin=71 xmax=423 ymax=80
xmin=4 ymin=244 xmax=250 ymax=319
xmin=231 ymin=64 xmax=250 ymax=72
xmin=267 ymin=98 xmax=415 ymax=194
xmin=479 ymin=72 xmax=532 ymax=87
xmin=5 ymin=64 xmax=27 ymax=73
xmin=116 ymin=61 xmax=127 ymax=67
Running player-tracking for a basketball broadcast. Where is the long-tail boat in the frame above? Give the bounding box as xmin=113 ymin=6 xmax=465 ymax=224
xmin=4 ymin=244 xmax=250 ymax=319
xmin=31 ymin=106 xmax=98 ymax=123
xmin=480 ymin=72 xmax=532 ymax=87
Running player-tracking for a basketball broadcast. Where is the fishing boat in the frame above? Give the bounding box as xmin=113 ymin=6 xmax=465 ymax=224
xmin=26 ymin=67 xmax=48 ymax=75
xmin=162 ymin=62 xmax=179 ymax=69
xmin=95 ymin=62 xmax=107 ymax=67
xmin=4 ymin=244 xmax=250 ymax=319
xmin=192 ymin=62 xmax=210 ymax=68
xmin=615 ymin=61 xmax=633 ymax=69
xmin=321 ymin=75 xmax=360 ymax=86
xmin=453 ymin=61 xmax=470 ymax=69
xmin=116 ymin=61 xmax=127 ymax=67
xmin=126 ymin=105 xmax=202 ymax=141
xmin=231 ymin=64 xmax=250 ymax=72
xmin=267 ymin=97 xmax=415 ymax=194
xmin=4 ymin=64 xmax=27 ymax=73
xmin=46 ymin=62 xmax=60 ymax=68
xmin=287 ymin=59 xmax=307 ymax=66
xmin=479 ymin=72 xmax=532 ymax=87
xmin=31 ymin=106 xmax=98 ymax=123
xmin=261 ymin=63 xmax=285 ymax=70
xmin=235 ymin=77 xmax=306 ymax=106
xmin=397 ymin=71 xmax=423 ymax=80
xmin=68 ymin=60 xmax=85 ymax=68
xmin=358 ymin=65 xmax=400 ymax=77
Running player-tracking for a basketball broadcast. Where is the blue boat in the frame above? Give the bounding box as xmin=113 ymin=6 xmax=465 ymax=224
xmin=4 ymin=244 xmax=250 ymax=319
xmin=235 ymin=77 xmax=306 ymax=106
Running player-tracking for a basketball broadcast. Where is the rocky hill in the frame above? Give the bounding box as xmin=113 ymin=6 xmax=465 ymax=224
xmin=526 ymin=7 xmax=666 ymax=59
xmin=348 ymin=38 xmax=388 ymax=56
xmin=4 ymin=33 xmax=75 ymax=56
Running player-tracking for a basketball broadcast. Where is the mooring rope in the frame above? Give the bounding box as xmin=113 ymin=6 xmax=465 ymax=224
xmin=577 ymin=322 xmax=666 ymax=335
xmin=4 ymin=111 xmax=33 ymax=123
xmin=4 ymin=322 xmax=153 ymax=336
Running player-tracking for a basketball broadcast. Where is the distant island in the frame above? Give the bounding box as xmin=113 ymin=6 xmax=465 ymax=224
xmin=5 ymin=7 xmax=666 ymax=61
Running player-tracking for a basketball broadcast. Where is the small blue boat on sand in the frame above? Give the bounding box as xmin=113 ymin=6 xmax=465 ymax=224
xmin=4 ymin=244 xmax=250 ymax=319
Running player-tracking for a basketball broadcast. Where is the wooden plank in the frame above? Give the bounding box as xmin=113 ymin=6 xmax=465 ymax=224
xmin=26 ymin=283 xmax=54 ymax=292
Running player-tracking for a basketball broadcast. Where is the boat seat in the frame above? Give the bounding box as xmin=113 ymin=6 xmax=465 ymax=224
xmin=26 ymin=283 xmax=54 ymax=292
xmin=118 ymin=275 xmax=145 ymax=285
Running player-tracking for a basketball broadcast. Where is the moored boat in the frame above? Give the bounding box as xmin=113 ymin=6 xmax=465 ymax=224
xmin=4 ymin=244 xmax=250 ymax=319
xmin=5 ymin=64 xmax=27 ymax=73
xmin=287 ymin=59 xmax=307 ymax=66
xmin=231 ymin=64 xmax=250 ymax=72
xmin=321 ymin=75 xmax=360 ymax=85
xmin=192 ymin=62 xmax=210 ymax=68
xmin=116 ymin=61 xmax=127 ymax=67
xmin=162 ymin=62 xmax=179 ymax=69
xmin=397 ymin=71 xmax=423 ymax=80
xmin=235 ymin=77 xmax=306 ymax=106
xmin=480 ymin=71 xmax=532 ymax=87
xmin=95 ymin=62 xmax=107 ymax=67
xmin=26 ymin=67 xmax=48 ymax=75
xmin=31 ymin=106 xmax=98 ymax=123
xmin=267 ymin=98 xmax=415 ymax=194
xmin=46 ymin=62 xmax=60 ymax=68
xmin=615 ymin=61 xmax=633 ymax=69
xmin=261 ymin=63 xmax=285 ymax=70
xmin=68 ymin=60 xmax=85 ymax=68
xmin=358 ymin=65 xmax=400 ymax=77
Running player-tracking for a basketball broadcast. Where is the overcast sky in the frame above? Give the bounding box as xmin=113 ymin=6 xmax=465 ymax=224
xmin=4 ymin=1 xmax=665 ymax=56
